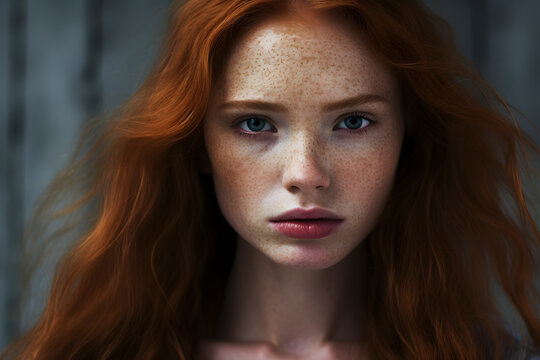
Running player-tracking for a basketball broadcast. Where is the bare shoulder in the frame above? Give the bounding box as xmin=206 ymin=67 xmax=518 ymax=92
xmin=196 ymin=339 xmax=370 ymax=360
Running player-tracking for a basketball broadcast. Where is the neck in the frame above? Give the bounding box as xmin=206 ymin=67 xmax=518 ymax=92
xmin=214 ymin=237 xmax=369 ymax=355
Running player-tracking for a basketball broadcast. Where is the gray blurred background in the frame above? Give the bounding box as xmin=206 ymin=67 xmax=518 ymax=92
xmin=0 ymin=0 xmax=539 ymax=351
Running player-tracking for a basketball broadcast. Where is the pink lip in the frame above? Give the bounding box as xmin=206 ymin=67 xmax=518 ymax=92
xmin=270 ymin=207 xmax=344 ymax=239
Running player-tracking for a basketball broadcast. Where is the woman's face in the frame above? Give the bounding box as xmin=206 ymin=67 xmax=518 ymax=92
xmin=204 ymin=14 xmax=404 ymax=269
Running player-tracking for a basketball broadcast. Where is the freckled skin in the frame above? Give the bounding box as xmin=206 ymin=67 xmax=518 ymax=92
xmin=204 ymin=16 xmax=404 ymax=270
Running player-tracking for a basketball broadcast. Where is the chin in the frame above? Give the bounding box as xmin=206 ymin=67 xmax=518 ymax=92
xmin=266 ymin=243 xmax=348 ymax=270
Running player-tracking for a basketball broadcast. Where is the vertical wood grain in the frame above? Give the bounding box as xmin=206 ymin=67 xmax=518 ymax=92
xmin=3 ymin=0 xmax=27 ymax=348
xmin=82 ymin=0 xmax=103 ymax=119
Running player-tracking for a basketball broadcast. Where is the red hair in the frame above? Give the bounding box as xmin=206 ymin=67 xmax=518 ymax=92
xmin=2 ymin=0 xmax=540 ymax=359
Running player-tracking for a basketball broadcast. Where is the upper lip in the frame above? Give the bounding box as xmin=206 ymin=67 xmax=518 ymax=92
xmin=270 ymin=207 xmax=344 ymax=222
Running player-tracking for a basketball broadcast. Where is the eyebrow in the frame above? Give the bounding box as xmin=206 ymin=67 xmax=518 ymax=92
xmin=218 ymin=94 xmax=390 ymax=113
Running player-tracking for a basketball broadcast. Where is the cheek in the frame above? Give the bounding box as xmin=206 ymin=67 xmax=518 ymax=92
xmin=336 ymin=138 xmax=401 ymax=221
xmin=207 ymin=136 xmax=276 ymax=223
xmin=341 ymin=154 xmax=396 ymax=201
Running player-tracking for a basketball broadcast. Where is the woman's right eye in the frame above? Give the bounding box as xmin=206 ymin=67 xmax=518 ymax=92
xmin=238 ymin=117 xmax=275 ymax=133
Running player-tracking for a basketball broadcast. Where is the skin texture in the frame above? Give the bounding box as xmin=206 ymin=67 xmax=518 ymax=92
xmin=201 ymin=12 xmax=404 ymax=360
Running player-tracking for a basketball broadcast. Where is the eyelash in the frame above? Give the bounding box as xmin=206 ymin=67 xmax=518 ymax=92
xmin=234 ymin=112 xmax=374 ymax=137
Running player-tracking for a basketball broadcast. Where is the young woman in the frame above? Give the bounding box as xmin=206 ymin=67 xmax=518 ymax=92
xmin=2 ymin=0 xmax=540 ymax=359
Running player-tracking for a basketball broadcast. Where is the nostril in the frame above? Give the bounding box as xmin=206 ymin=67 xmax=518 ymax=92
xmin=282 ymin=154 xmax=331 ymax=192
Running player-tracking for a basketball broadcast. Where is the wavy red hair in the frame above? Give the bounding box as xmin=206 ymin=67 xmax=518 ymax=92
xmin=2 ymin=0 xmax=540 ymax=359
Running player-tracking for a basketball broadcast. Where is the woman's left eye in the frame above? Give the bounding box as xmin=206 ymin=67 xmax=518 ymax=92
xmin=238 ymin=117 xmax=275 ymax=132
xmin=334 ymin=114 xmax=372 ymax=131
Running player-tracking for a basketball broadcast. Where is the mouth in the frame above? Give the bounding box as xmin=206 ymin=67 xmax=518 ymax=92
xmin=270 ymin=207 xmax=343 ymax=222
xmin=269 ymin=218 xmax=344 ymax=239
xmin=269 ymin=207 xmax=344 ymax=239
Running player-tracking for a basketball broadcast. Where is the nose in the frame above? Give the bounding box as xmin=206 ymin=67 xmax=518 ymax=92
xmin=281 ymin=138 xmax=331 ymax=193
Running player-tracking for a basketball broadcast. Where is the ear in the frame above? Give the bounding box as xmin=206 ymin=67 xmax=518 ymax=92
xmin=197 ymin=148 xmax=212 ymax=174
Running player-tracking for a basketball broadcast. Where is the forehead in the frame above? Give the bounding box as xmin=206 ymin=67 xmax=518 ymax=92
xmin=214 ymin=15 xmax=399 ymax=105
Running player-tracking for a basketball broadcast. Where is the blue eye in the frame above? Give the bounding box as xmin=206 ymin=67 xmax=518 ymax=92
xmin=239 ymin=117 xmax=274 ymax=132
xmin=334 ymin=114 xmax=371 ymax=131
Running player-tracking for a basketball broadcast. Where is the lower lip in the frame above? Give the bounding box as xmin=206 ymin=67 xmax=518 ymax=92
xmin=270 ymin=219 xmax=344 ymax=239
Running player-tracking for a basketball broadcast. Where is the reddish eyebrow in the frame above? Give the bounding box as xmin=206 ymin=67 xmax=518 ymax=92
xmin=218 ymin=94 xmax=390 ymax=113
xmin=321 ymin=94 xmax=389 ymax=112
xmin=219 ymin=99 xmax=288 ymax=113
